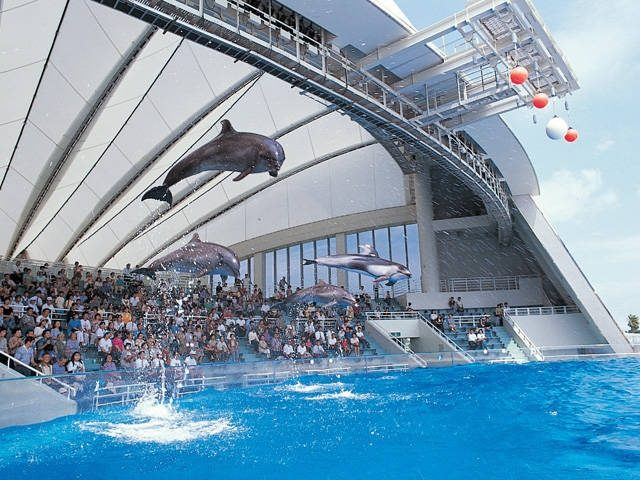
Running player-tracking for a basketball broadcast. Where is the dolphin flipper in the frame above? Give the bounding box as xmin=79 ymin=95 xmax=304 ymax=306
xmin=373 ymin=275 xmax=391 ymax=284
xmin=233 ymin=166 xmax=253 ymax=182
xmin=142 ymin=185 xmax=173 ymax=206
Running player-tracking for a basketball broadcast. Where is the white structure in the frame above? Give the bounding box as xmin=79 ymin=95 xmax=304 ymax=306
xmin=0 ymin=0 xmax=631 ymax=354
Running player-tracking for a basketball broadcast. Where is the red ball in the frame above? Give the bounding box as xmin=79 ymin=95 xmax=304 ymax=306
xmin=564 ymin=128 xmax=578 ymax=142
xmin=532 ymin=92 xmax=549 ymax=109
xmin=510 ymin=66 xmax=528 ymax=85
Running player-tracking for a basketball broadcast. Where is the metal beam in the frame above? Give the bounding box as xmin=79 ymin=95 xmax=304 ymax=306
xmin=106 ymin=140 xmax=376 ymax=268
xmin=13 ymin=35 xmax=185 ymax=259
xmin=7 ymin=24 xmax=157 ymax=260
xmin=391 ymin=49 xmax=478 ymax=91
xmin=57 ymin=69 xmax=263 ymax=262
xmin=0 ymin=0 xmax=70 ymax=191
xmin=94 ymin=104 xmax=340 ymax=266
xmin=357 ymin=0 xmax=509 ymax=71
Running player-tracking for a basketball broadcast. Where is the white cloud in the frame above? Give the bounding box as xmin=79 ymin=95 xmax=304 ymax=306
xmin=539 ymin=169 xmax=619 ymax=223
xmin=553 ymin=1 xmax=640 ymax=89
xmin=573 ymin=235 xmax=640 ymax=264
xmin=595 ymin=138 xmax=615 ymax=153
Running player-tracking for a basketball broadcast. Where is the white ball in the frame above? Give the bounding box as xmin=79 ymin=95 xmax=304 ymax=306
xmin=546 ymin=116 xmax=569 ymax=140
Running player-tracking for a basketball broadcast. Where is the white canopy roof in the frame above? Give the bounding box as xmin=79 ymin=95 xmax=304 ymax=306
xmin=0 ymin=0 xmax=536 ymax=268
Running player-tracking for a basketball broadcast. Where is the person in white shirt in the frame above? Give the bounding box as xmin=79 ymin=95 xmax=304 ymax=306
xmin=312 ymin=342 xmax=326 ymax=357
xmin=314 ymin=329 xmax=325 ymax=344
xmin=283 ymin=341 xmax=295 ymax=358
xmin=467 ymin=329 xmax=477 ymax=349
xmin=135 ymin=352 xmax=149 ymax=369
xmin=296 ymin=343 xmax=309 ymax=358
xmin=170 ymin=353 xmax=182 ymax=367
xmin=98 ymin=332 xmax=112 ymax=356
xmin=184 ymin=352 xmax=197 ymax=366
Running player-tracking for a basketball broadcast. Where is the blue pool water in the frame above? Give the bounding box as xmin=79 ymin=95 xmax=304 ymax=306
xmin=1 ymin=359 xmax=639 ymax=479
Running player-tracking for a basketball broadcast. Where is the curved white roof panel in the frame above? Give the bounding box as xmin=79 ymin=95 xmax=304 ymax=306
xmin=0 ymin=0 xmax=543 ymax=267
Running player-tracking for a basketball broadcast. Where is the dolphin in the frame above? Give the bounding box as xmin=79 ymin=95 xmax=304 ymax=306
xmin=131 ymin=233 xmax=240 ymax=279
xmin=303 ymin=245 xmax=411 ymax=286
xmin=142 ymin=119 xmax=285 ymax=206
xmin=273 ymin=281 xmax=356 ymax=309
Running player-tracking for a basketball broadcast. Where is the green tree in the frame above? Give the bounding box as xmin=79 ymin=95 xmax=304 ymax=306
xmin=628 ymin=314 xmax=639 ymax=333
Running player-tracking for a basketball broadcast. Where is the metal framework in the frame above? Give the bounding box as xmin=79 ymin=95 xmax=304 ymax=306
xmin=58 ymin=69 xmax=263 ymax=262
xmin=91 ymin=0 xmax=522 ymax=246
xmin=8 ymin=25 xmax=158 ymax=260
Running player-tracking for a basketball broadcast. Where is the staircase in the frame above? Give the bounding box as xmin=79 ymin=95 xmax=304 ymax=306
xmin=441 ymin=323 xmax=527 ymax=363
xmin=493 ymin=326 xmax=528 ymax=363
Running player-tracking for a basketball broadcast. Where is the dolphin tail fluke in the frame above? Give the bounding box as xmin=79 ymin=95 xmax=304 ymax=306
xmin=142 ymin=185 xmax=173 ymax=206
xmin=302 ymin=259 xmax=316 ymax=265
xmin=131 ymin=268 xmax=156 ymax=280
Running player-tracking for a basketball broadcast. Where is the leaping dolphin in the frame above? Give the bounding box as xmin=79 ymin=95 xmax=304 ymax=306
xmin=142 ymin=119 xmax=285 ymax=206
xmin=303 ymin=245 xmax=411 ymax=286
xmin=132 ymin=233 xmax=240 ymax=279
xmin=273 ymin=281 xmax=356 ymax=309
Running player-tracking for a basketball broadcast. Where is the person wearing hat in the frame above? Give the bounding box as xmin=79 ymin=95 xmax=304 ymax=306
xmin=42 ymin=297 xmax=55 ymax=314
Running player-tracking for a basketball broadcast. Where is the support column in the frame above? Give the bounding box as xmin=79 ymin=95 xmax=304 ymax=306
xmin=335 ymin=233 xmax=348 ymax=289
xmin=412 ymin=169 xmax=440 ymax=293
xmin=252 ymin=252 xmax=266 ymax=293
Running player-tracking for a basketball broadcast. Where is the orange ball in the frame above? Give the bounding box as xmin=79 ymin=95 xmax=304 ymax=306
xmin=510 ymin=66 xmax=528 ymax=85
xmin=564 ymin=128 xmax=578 ymax=142
xmin=532 ymin=92 xmax=549 ymax=109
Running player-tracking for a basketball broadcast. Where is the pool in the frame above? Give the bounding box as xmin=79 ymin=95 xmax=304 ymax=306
xmin=1 ymin=359 xmax=639 ymax=479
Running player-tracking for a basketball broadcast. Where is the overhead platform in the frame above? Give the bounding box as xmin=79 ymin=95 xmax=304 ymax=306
xmin=358 ymin=0 xmax=578 ymax=129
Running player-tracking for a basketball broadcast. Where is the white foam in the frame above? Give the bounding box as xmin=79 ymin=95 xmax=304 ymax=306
xmin=305 ymin=390 xmax=374 ymax=401
xmin=276 ymin=382 xmax=346 ymax=394
xmin=80 ymin=393 xmax=237 ymax=444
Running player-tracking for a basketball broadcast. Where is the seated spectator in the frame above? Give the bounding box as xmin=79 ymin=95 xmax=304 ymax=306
xmin=66 ymin=351 xmax=85 ymax=373
xmin=467 ymin=329 xmax=477 ymax=349
xmin=38 ymin=352 xmax=53 ymax=375
xmin=476 ymin=328 xmax=487 ymax=351
xmin=52 ymin=355 xmax=67 ymax=375
xmin=312 ymin=341 xmax=326 ymax=357
xmin=445 ymin=314 xmax=457 ymax=332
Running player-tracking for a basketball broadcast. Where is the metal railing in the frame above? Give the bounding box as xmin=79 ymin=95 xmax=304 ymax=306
xmin=93 ymin=381 xmax=153 ymax=407
xmin=439 ymin=275 xmax=539 ymax=293
xmin=0 ymin=350 xmax=77 ymax=399
xmin=506 ymin=305 xmax=580 ymax=316
xmin=117 ymin=0 xmax=512 ymax=240
xmin=364 ymin=311 xmax=472 ymax=364
xmin=503 ymin=312 xmax=544 ymax=361
xmin=416 ymin=312 xmax=475 ymax=363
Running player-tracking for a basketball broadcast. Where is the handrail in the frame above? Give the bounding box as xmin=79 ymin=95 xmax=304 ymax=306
xmin=126 ymin=0 xmax=512 ymax=237
xmin=416 ymin=312 xmax=475 ymax=363
xmin=0 ymin=350 xmax=77 ymax=399
xmin=364 ymin=318 xmax=428 ymax=367
xmin=503 ymin=312 xmax=544 ymax=361
xmin=439 ymin=275 xmax=540 ymax=293
xmin=506 ymin=305 xmax=580 ymax=316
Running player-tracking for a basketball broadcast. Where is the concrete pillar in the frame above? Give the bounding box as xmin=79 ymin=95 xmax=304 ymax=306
xmin=412 ymin=169 xmax=440 ymax=293
xmin=252 ymin=252 xmax=266 ymax=293
xmin=335 ymin=232 xmax=348 ymax=289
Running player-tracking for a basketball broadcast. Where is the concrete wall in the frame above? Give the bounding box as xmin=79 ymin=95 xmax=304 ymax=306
xmin=402 ymin=276 xmax=547 ymax=310
xmin=515 ymin=313 xmax=606 ymax=348
xmin=413 ymin=321 xmax=458 ymax=353
xmin=0 ymin=364 xmax=77 ymax=428
xmin=437 ymin=229 xmax=541 ymax=279
xmin=365 ymin=321 xmax=407 ymax=354
xmin=513 ymin=195 xmax=632 ymax=353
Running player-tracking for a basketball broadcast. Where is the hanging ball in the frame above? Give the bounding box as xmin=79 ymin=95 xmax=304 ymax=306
xmin=564 ymin=128 xmax=578 ymax=142
xmin=532 ymin=92 xmax=549 ymax=109
xmin=545 ymin=116 xmax=568 ymax=140
xmin=510 ymin=66 xmax=528 ymax=85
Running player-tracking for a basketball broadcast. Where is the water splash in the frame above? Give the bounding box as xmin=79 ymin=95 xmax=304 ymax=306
xmin=275 ymin=382 xmax=346 ymax=394
xmin=305 ymin=391 xmax=374 ymax=401
xmin=80 ymin=393 xmax=237 ymax=444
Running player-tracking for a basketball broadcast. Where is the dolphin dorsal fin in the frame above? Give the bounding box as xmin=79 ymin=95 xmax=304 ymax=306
xmin=359 ymin=244 xmax=379 ymax=257
xmin=317 ymin=280 xmax=327 ymax=285
xmin=191 ymin=233 xmax=201 ymax=242
xmin=220 ymin=119 xmax=236 ymax=134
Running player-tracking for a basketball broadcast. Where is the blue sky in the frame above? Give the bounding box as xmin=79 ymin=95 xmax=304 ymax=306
xmin=396 ymin=0 xmax=640 ymax=327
